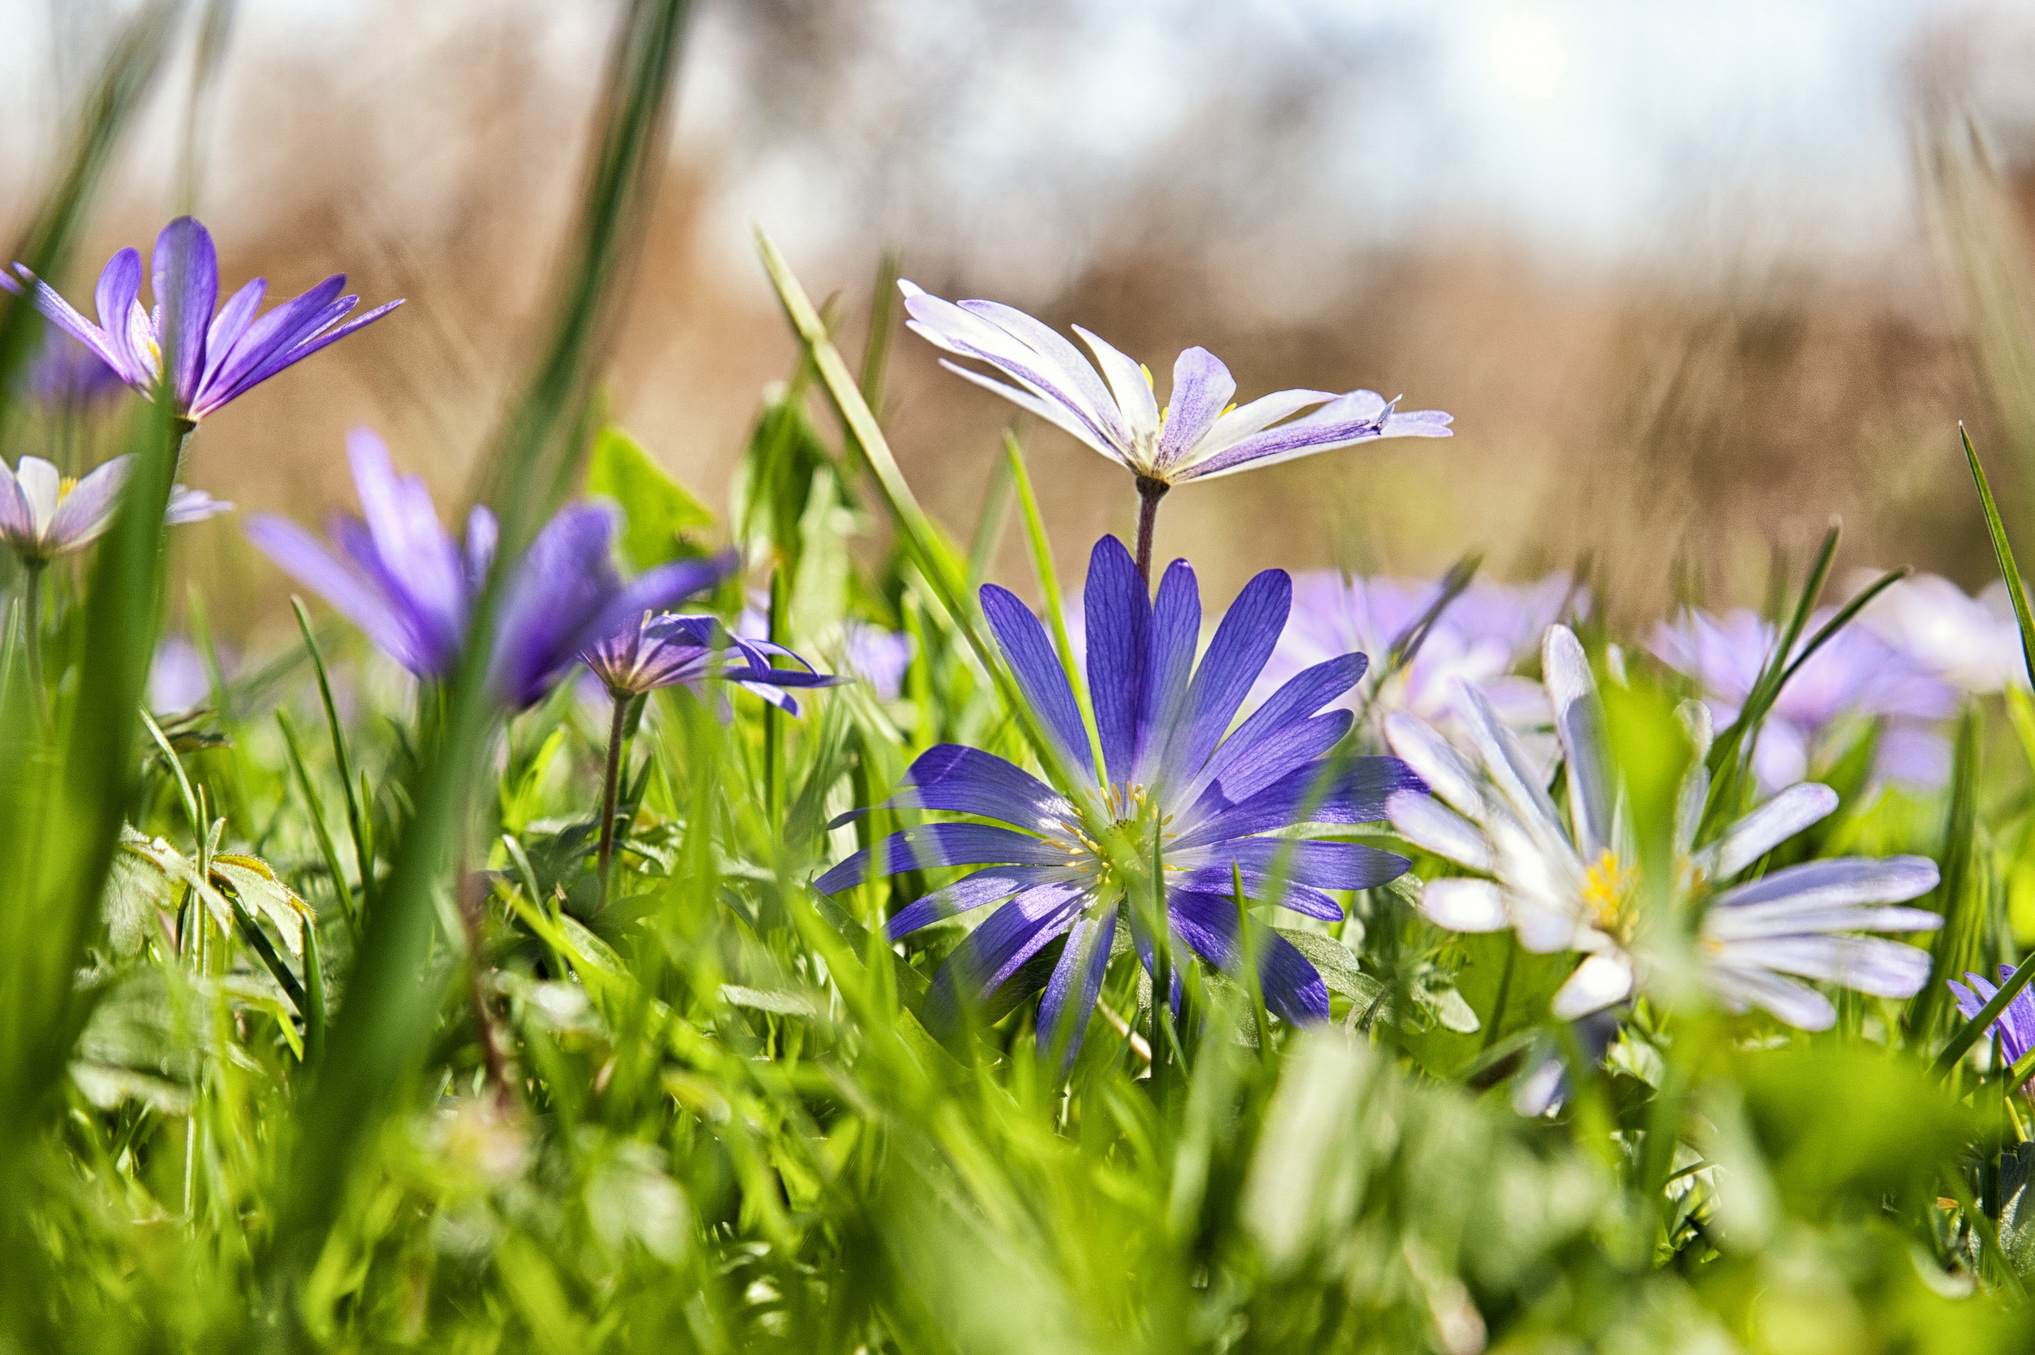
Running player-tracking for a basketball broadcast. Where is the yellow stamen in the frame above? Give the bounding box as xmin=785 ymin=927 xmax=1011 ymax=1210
xmin=1581 ymin=849 xmax=1636 ymax=936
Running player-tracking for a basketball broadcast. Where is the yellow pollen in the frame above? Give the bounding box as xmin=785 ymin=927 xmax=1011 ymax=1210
xmin=1581 ymin=849 xmax=1636 ymax=935
xmin=58 ymin=476 xmax=77 ymax=501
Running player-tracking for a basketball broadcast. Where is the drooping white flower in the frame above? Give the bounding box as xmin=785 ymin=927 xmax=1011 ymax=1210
xmin=1386 ymin=624 xmax=1941 ymax=1030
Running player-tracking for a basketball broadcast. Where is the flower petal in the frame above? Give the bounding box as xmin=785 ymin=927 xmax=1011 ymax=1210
xmin=981 ymin=582 xmax=1096 ymax=782
xmin=1543 ymin=625 xmax=1614 ymax=859
xmin=814 ymin=823 xmax=1070 ymax=895
xmin=887 ymin=744 xmax=1074 ymax=830
xmin=1083 ymin=534 xmax=1152 ymax=785
xmin=1156 ymin=346 xmax=1235 ymax=470
xmin=1419 ymin=877 xmax=1510 ymax=932
xmin=46 ymin=455 xmax=133 ymax=550
xmin=1693 ymin=782 xmax=1838 ymax=881
xmin=886 ymin=864 xmax=1072 ymax=938
xmin=1037 ymin=908 xmax=1118 ymax=1066
xmin=1552 ymin=952 xmax=1634 ymax=1019
xmin=151 ymin=217 xmax=217 ymax=408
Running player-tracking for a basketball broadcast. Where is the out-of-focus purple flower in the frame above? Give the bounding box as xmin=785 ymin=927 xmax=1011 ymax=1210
xmin=0 ymin=454 xmax=231 ymax=563
xmin=584 ymin=611 xmax=840 ymax=713
xmin=12 ymin=217 xmax=400 ymax=423
xmin=1949 ymin=967 xmax=2035 ymax=1067
xmin=1392 ymin=625 xmax=1941 ymax=1030
xmin=818 ymin=535 xmax=1425 ymax=1062
xmin=1651 ymin=607 xmax=1957 ymax=790
xmin=1250 ymin=571 xmax=1576 ymax=736
xmin=898 ymin=281 xmax=1450 ymax=487
xmin=843 ymin=622 xmax=915 ymax=701
xmin=21 ymin=328 xmax=127 ymax=409
xmin=149 ymin=637 xmax=214 ymax=714
xmin=1855 ymin=572 xmax=2027 ymax=696
xmin=247 ymin=428 xmax=726 ymax=710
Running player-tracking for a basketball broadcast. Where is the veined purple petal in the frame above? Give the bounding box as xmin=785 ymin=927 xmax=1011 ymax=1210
xmin=1175 ymin=837 xmax=1411 ymax=893
xmin=45 ymin=455 xmax=133 ymax=550
xmin=576 ymin=552 xmax=735 ymax=667
xmin=152 ymin=218 xmax=217 ymax=408
xmin=1161 ymin=567 xmax=1291 ymax=784
xmin=1156 ymin=347 xmax=1235 ymax=469
xmin=953 ymin=295 xmax=1128 ymax=446
xmin=887 ymin=864 xmax=1069 ymax=937
xmin=91 ymin=247 xmax=147 ymax=380
xmin=814 ymin=823 xmax=1069 ymax=895
xmin=165 ymin=485 xmax=233 ymax=525
xmin=201 ymin=277 xmax=267 ymax=387
xmin=1193 ymin=653 xmax=1369 ymax=801
xmin=1037 ymin=909 xmax=1118 ymax=1066
xmin=189 ymin=274 xmax=348 ymax=414
xmin=1189 ymin=713 xmax=1353 ymax=816
xmin=28 ymin=268 xmax=139 ymax=386
xmin=981 ymin=582 xmax=1095 ymax=781
xmin=1181 ymin=390 xmax=1452 ymax=482
xmin=1190 ymin=388 xmax=1336 ymax=463
xmin=348 ymin=428 xmax=467 ymax=656
xmin=1084 ymin=535 xmax=1152 ymax=785
xmin=1173 ymin=867 xmax=1344 ymax=921
xmin=0 ymin=461 xmax=33 ymax=543
xmin=1167 ymin=890 xmax=1329 ymax=1024
xmin=247 ymin=514 xmax=427 ymax=671
xmin=491 ymin=502 xmax=626 ymax=708
xmin=1177 ymin=754 xmax=1423 ymax=847
xmin=901 ymin=283 xmax=1125 ymax=453
xmin=924 ymin=882 xmax=1089 ymax=1031
xmin=887 ymin=744 xmax=1074 ymax=831
xmin=1134 ymin=559 xmax=1202 ymax=783
xmin=203 ymin=295 xmax=402 ymax=415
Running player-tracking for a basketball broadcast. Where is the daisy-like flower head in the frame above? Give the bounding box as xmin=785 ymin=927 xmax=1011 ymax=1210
xmin=247 ymin=429 xmax=729 ymax=710
xmin=817 ymin=535 xmax=1426 ymax=1060
xmin=584 ymin=611 xmax=840 ymax=713
xmin=1948 ymin=967 xmax=2035 ymax=1067
xmin=1251 ymin=570 xmax=1576 ymax=735
xmin=1857 ymin=572 xmax=2027 ymax=697
xmin=1386 ymin=624 xmax=1942 ymax=1031
xmin=898 ymin=281 xmax=1451 ymax=489
xmin=1652 ymin=606 xmax=1957 ymax=791
xmin=11 ymin=217 xmax=401 ymax=423
xmin=0 ymin=454 xmax=230 ymax=564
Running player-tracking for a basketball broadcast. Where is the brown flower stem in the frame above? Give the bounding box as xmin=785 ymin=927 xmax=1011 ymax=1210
xmin=1133 ymin=476 xmax=1169 ymax=590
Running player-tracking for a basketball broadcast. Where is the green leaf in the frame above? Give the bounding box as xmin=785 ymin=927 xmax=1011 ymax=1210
xmin=587 ymin=424 xmax=714 ymax=570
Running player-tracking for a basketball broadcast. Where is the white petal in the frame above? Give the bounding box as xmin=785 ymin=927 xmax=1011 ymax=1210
xmin=1552 ymin=952 xmax=1634 ymax=1019
xmin=1542 ymin=624 xmax=1616 ymax=858
xmin=1418 ymin=877 xmax=1509 ymax=932
xmin=1182 ymin=387 xmax=1334 ymax=463
xmin=1383 ymin=711 xmax=1483 ymax=817
xmin=1071 ymin=326 xmax=1160 ymax=461
xmin=1711 ymin=856 xmax=1940 ymax=912
xmin=1389 ymin=791 xmax=1492 ymax=872
xmin=1703 ymin=903 xmax=1940 ymax=944
xmin=1704 ymin=966 xmax=1836 ymax=1030
xmin=15 ymin=457 xmax=62 ymax=540
xmin=1714 ymin=935 xmax=1933 ymax=999
xmin=1694 ymin=782 xmax=1838 ymax=881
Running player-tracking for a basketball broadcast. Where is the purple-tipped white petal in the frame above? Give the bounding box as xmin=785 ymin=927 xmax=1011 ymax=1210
xmin=1156 ymin=347 xmax=1236 ymax=470
xmin=45 ymin=455 xmax=133 ymax=550
xmin=15 ymin=457 xmax=62 ymax=540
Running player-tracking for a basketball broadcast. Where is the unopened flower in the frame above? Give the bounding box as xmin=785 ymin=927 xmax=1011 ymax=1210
xmin=584 ymin=611 xmax=839 ymax=712
xmin=13 ymin=217 xmax=400 ymax=423
xmin=247 ymin=429 xmax=727 ymax=709
xmin=1388 ymin=625 xmax=1941 ymax=1030
xmin=818 ymin=535 xmax=1425 ymax=1058
xmin=899 ymin=281 xmax=1450 ymax=489
xmin=0 ymin=454 xmax=230 ymax=563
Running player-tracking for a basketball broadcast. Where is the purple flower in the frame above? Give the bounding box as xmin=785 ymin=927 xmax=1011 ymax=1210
xmin=584 ymin=611 xmax=840 ymax=713
xmin=817 ymin=535 xmax=1425 ymax=1060
xmin=0 ymin=454 xmax=231 ymax=562
xmin=1949 ymin=967 xmax=2035 ymax=1066
xmin=247 ymin=428 xmax=727 ymax=710
xmin=843 ymin=623 xmax=915 ymax=701
xmin=1856 ymin=572 xmax=2027 ymax=696
xmin=149 ymin=637 xmax=216 ymax=715
xmin=1651 ymin=607 xmax=1957 ymax=790
xmin=21 ymin=328 xmax=127 ymax=409
xmin=12 ymin=217 xmax=400 ymax=423
xmin=898 ymin=281 xmax=1450 ymax=487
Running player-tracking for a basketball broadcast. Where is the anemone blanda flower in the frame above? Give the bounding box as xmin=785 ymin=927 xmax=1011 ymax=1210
xmin=898 ymin=281 xmax=1451 ymax=489
xmin=1387 ymin=624 xmax=1942 ymax=1030
xmin=1856 ymin=572 xmax=2027 ymax=697
xmin=842 ymin=622 xmax=915 ymax=703
xmin=585 ymin=611 xmax=840 ymax=713
xmin=1949 ymin=967 xmax=2035 ymax=1068
xmin=1250 ymin=570 xmax=1576 ymax=736
xmin=0 ymin=454 xmax=230 ymax=564
xmin=21 ymin=328 xmax=127 ymax=409
xmin=817 ymin=535 xmax=1425 ymax=1058
xmin=247 ymin=429 xmax=727 ymax=710
xmin=1651 ymin=606 xmax=1957 ymax=791
xmin=12 ymin=217 xmax=400 ymax=423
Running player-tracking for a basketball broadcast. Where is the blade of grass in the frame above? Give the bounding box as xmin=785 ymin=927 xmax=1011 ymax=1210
xmin=1964 ymin=425 xmax=2035 ymax=691
xmin=292 ymin=599 xmax=369 ymax=905
xmin=275 ymin=709 xmax=357 ymax=935
xmin=1906 ymin=705 xmax=1983 ymax=1050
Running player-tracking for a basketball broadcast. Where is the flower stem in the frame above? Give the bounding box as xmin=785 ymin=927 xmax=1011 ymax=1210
xmin=1133 ymin=476 xmax=1169 ymax=590
xmin=596 ymin=691 xmax=634 ymax=908
xmin=21 ymin=561 xmax=48 ymax=729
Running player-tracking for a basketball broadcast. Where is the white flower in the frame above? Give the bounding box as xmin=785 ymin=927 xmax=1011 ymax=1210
xmin=1386 ymin=624 xmax=1941 ymax=1030
xmin=0 ymin=455 xmax=230 ymax=563
xmin=1855 ymin=571 xmax=2026 ymax=696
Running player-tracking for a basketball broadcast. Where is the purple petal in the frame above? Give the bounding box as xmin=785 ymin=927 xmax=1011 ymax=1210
xmin=814 ymin=823 xmax=1069 ymax=895
xmin=887 ymin=744 xmax=1074 ymax=830
xmin=347 ymin=428 xmax=468 ymax=657
xmin=980 ymin=582 xmax=1095 ymax=782
xmin=188 ymin=274 xmax=346 ymax=414
xmin=1160 ymin=566 xmax=1291 ymax=782
xmin=1131 ymin=558 xmax=1202 ymax=784
xmin=1178 ymin=753 xmax=1423 ymax=847
xmin=246 ymin=514 xmax=426 ymax=671
xmin=152 ymin=218 xmax=218 ymax=409
xmin=207 ymin=295 xmax=402 ymax=413
xmin=1193 ymin=653 xmax=1370 ymax=801
xmin=1156 ymin=347 xmax=1236 ymax=469
xmin=1083 ymin=535 xmax=1152 ymax=785
xmin=492 ymin=502 xmax=624 ymax=708
xmin=1037 ymin=908 xmax=1118 ymax=1067
xmin=924 ymin=882 xmax=1089 ymax=1030
xmin=1173 ymin=867 xmax=1344 ymax=921
xmin=91 ymin=247 xmax=146 ymax=379
xmin=201 ymin=277 xmax=266 ymax=387
xmin=0 ymin=461 xmax=35 ymax=543
xmin=1175 ymin=837 xmax=1411 ymax=893
xmin=886 ymin=865 xmax=1069 ymax=938
xmin=1167 ymin=891 xmax=1329 ymax=1024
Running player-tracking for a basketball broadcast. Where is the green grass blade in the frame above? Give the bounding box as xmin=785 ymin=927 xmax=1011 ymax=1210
xmin=1964 ymin=424 xmax=2035 ymax=691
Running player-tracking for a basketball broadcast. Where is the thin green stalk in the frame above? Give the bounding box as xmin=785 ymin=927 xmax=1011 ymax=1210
xmin=596 ymin=691 xmax=636 ymax=907
xmin=1233 ymin=862 xmax=1270 ymax=1056
xmin=292 ymin=598 xmax=369 ymax=906
xmin=19 ymin=563 xmax=47 ymax=730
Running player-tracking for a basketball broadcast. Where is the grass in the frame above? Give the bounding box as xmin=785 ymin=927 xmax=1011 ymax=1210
xmin=7 ymin=4 xmax=2035 ymax=1352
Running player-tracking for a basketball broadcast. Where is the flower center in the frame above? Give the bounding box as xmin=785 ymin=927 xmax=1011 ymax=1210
xmin=1581 ymin=848 xmax=1637 ymax=938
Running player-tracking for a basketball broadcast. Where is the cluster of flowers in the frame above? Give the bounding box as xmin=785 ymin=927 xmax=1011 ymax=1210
xmin=8 ymin=223 xmax=2014 ymax=1080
